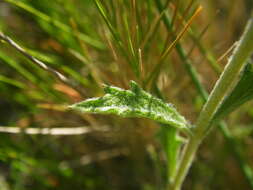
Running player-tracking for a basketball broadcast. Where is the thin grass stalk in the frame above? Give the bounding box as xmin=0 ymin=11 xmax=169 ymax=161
xmin=154 ymin=0 xmax=208 ymax=99
xmin=93 ymin=0 xmax=140 ymax=77
xmin=0 ymin=32 xmax=67 ymax=83
xmin=144 ymin=6 xmax=202 ymax=86
xmin=4 ymin=0 xmax=104 ymax=49
xmin=175 ymin=6 xmax=222 ymax=74
xmin=0 ymin=32 xmax=85 ymax=96
xmin=170 ymin=0 xmax=181 ymax=29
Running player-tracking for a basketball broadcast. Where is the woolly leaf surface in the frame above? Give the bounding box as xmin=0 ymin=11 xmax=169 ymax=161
xmin=70 ymin=81 xmax=188 ymax=130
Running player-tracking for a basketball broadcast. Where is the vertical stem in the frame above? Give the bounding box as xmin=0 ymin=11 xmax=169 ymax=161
xmin=171 ymin=17 xmax=253 ymax=190
xmin=154 ymin=0 xmax=253 ymax=188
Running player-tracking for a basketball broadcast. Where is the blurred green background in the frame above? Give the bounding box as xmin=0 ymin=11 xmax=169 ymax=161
xmin=0 ymin=0 xmax=252 ymax=189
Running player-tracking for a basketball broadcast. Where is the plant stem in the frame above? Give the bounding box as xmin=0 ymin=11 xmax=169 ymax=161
xmin=171 ymin=17 xmax=253 ymax=190
xmin=154 ymin=0 xmax=253 ymax=188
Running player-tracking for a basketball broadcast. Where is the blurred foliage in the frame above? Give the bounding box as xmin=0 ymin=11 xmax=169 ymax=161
xmin=0 ymin=0 xmax=252 ymax=189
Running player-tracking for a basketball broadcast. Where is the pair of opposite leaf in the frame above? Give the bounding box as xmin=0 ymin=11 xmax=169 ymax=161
xmin=70 ymin=62 xmax=253 ymax=133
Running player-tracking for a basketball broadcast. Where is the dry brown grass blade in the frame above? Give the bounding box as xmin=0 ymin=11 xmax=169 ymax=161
xmin=160 ymin=6 xmax=202 ymax=61
xmin=170 ymin=0 xmax=181 ymax=30
xmin=140 ymin=10 xmax=165 ymax=49
xmin=217 ymin=42 xmax=237 ymax=63
xmin=144 ymin=6 xmax=203 ymax=86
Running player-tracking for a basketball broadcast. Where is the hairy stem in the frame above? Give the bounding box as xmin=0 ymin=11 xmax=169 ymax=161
xmin=154 ymin=0 xmax=253 ymax=188
xmin=172 ymin=17 xmax=253 ymax=190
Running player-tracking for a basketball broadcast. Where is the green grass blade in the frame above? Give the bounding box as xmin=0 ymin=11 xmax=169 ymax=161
xmin=93 ymin=0 xmax=122 ymax=45
xmin=0 ymin=75 xmax=26 ymax=89
xmin=4 ymin=0 xmax=104 ymax=49
xmin=0 ymin=51 xmax=36 ymax=83
xmin=122 ymin=13 xmax=140 ymax=77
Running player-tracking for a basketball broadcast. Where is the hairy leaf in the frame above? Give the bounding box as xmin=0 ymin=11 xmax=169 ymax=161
xmin=69 ymin=81 xmax=188 ymax=131
xmin=213 ymin=62 xmax=253 ymax=122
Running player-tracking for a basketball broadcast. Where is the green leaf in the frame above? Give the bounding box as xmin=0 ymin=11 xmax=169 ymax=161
xmin=69 ymin=81 xmax=188 ymax=131
xmin=213 ymin=62 xmax=253 ymax=122
xmin=158 ymin=126 xmax=183 ymax=182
